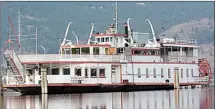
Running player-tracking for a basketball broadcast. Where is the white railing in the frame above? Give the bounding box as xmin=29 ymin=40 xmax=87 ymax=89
xmin=167 ymin=56 xmax=197 ymax=63
xmin=194 ymin=76 xmax=209 ymax=82
xmin=175 ymin=39 xmax=197 ymax=45
xmin=161 ymin=38 xmax=197 ymax=45
xmin=18 ymin=54 xmax=125 ymax=63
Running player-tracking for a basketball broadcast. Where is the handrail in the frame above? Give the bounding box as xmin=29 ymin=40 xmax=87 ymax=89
xmin=3 ymin=50 xmax=23 ymax=82
xmin=18 ymin=54 xmax=125 ymax=63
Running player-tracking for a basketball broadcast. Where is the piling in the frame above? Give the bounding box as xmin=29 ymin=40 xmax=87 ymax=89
xmin=174 ymin=89 xmax=180 ymax=109
xmin=41 ymin=68 xmax=48 ymax=94
xmin=0 ymin=76 xmax=2 ymax=95
xmin=42 ymin=94 xmax=48 ymax=109
xmin=0 ymin=94 xmax=2 ymax=109
xmin=174 ymin=67 xmax=180 ymax=89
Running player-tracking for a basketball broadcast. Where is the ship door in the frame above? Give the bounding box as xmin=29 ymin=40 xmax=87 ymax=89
xmin=111 ymin=66 xmax=116 ymax=83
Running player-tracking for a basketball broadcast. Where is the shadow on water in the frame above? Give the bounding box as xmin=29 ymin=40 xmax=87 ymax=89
xmin=1 ymin=87 xmax=214 ymax=109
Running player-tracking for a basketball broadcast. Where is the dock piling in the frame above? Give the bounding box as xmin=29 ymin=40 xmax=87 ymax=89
xmin=174 ymin=67 xmax=180 ymax=89
xmin=41 ymin=68 xmax=48 ymax=94
xmin=42 ymin=94 xmax=48 ymax=109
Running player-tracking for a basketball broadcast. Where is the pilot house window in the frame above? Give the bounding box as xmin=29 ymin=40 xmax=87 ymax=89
xmin=97 ymin=38 xmax=100 ymax=42
xmin=110 ymin=37 xmax=113 ymax=42
xmin=105 ymin=37 xmax=109 ymax=42
xmin=101 ymin=38 xmax=104 ymax=42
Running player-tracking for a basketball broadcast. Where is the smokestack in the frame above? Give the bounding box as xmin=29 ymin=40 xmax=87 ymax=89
xmin=124 ymin=23 xmax=128 ymax=37
xmin=124 ymin=23 xmax=129 ymax=47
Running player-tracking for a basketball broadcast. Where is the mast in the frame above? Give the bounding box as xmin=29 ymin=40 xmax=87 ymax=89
xmin=18 ymin=10 xmax=21 ymax=54
xmin=36 ymin=26 xmax=38 ymax=55
xmin=115 ymin=1 xmax=118 ymax=34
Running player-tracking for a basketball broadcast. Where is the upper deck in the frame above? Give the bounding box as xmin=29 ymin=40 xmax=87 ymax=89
xmin=18 ymin=54 xmax=126 ymax=64
xmin=17 ymin=21 xmax=199 ymax=65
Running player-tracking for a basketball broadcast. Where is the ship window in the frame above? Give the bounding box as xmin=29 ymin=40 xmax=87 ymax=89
xmin=151 ymin=51 xmax=155 ymax=55
xmin=117 ymin=48 xmax=124 ymax=54
xmin=52 ymin=68 xmax=59 ymax=75
xmin=168 ymin=69 xmax=171 ymax=78
xmin=161 ymin=68 xmax=164 ymax=78
xmin=93 ymin=47 xmax=99 ymax=55
xmin=110 ymin=37 xmax=113 ymax=42
xmin=91 ymin=68 xmax=97 ymax=77
xmin=97 ymin=38 xmax=100 ymax=42
xmin=133 ymin=50 xmax=141 ymax=55
xmin=72 ymin=48 xmax=80 ymax=54
xmin=191 ymin=69 xmax=194 ymax=77
xmin=28 ymin=69 xmax=33 ymax=75
xmin=85 ymin=68 xmax=88 ymax=78
xmin=105 ymin=48 xmax=108 ymax=54
xmin=64 ymin=48 xmax=70 ymax=54
xmin=105 ymin=37 xmax=109 ymax=42
xmin=76 ymin=48 xmax=80 ymax=54
xmin=101 ymin=38 xmax=104 ymax=42
xmin=153 ymin=68 xmax=156 ymax=78
xmin=181 ymin=69 xmax=183 ymax=78
xmin=155 ymin=51 xmax=160 ymax=55
xmin=81 ymin=47 xmax=90 ymax=54
xmin=111 ymin=67 xmax=116 ymax=74
xmin=75 ymin=68 xmax=82 ymax=76
xmin=138 ymin=68 xmax=141 ymax=78
xmin=63 ymin=68 xmax=70 ymax=75
xmin=99 ymin=68 xmax=105 ymax=77
xmin=146 ymin=68 xmax=149 ymax=78
xmin=186 ymin=69 xmax=189 ymax=77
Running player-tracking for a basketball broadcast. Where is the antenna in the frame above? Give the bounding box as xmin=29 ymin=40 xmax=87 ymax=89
xmin=115 ymin=1 xmax=118 ymax=34
xmin=8 ymin=11 xmax=37 ymax=54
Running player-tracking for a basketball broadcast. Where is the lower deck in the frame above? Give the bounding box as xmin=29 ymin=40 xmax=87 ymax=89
xmin=3 ymin=62 xmax=211 ymax=94
xmin=4 ymin=63 xmax=209 ymax=85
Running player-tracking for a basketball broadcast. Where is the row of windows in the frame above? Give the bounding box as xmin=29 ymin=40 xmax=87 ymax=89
xmin=49 ymin=67 xmax=106 ymax=78
xmin=97 ymin=37 xmax=113 ymax=43
xmin=181 ymin=69 xmax=194 ymax=78
xmin=137 ymin=68 xmax=194 ymax=78
xmin=133 ymin=50 xmax=160 ymax=55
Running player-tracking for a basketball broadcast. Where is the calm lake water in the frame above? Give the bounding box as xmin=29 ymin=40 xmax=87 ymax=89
xmin=0 ymin=87 xmax=214 ymax=109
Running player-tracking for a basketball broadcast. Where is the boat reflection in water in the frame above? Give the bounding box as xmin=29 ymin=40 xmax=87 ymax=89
xmin=1 ymin=87 xmax=214 ymax=109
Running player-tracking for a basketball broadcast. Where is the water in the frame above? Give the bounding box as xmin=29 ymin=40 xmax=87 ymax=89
xmin=0 ymin=87 xmax=214 ymax=109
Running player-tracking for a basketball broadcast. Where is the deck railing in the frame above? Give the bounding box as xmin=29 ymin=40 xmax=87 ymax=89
xmin=167 ymin=56 xmax=198 ymax=63
xmin=161 ymin=38 xmax=197 ymax=45
xmin=18 ymin=54 xmax=125 ymax=63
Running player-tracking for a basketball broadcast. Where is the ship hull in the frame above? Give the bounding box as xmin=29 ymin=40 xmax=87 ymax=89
xmin=3 ymin=82 xmax=209 ymax=95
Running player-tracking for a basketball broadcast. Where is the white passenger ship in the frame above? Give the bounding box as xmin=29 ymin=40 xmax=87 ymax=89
xmin=1 ymin=5 xmax=212 ymax=94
